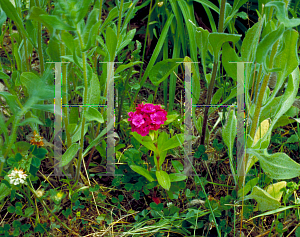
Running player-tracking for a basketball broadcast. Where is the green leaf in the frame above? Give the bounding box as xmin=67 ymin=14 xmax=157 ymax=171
xmin=71 ymin=123 xmax=90 ymax=143
xmin=0 ymin=91 xmax=19 ymax=114
xmin=7 ymin=206 xmax=15 ymax=213
xmin=24 ymin=207 xmax=34 ymax=217
xmin=106 ymin=27 xmax=117 ymax=61
xmin=242 ymin=186 xmax=281 ymax=212
xmin=161 ymin=134 xmax=184 ymax=152
xmin=156 ymin=170 xmax=171 ymax=191
xmin=222 ymin=108 xmax=237 ymax=184
xmin=115 ymin=61 xmax=143 ymax=75
xmin=171 ymin=160 xmax=183 ymax=173
xmin=247 ymin=148 xmax=300 ymax=179
xmin=238 ymin=177 xmax=259 ymax=197
xmin=149 ymin=58 xmax=183 ymax=87
xmin=208 ymin=33 xmax=241 ymax=59
xmin=31 ymin=157 xmax=41 ymax=168
xmin=192 ymin=0 xmax=219 ymax=13
xmin=18 ymin=117 xmax=44 ymax=126
xmin=241 ymin=19 xmax=264 ymax=62
xmin=133 ymin=14 xmax=174 ymax=101
xmin=162 ymin=113 xmax=179 ymax=126
xmin=157 ymin=131 xmax=168 ymax=151
xmin=0 ymin=71 xmax=9 ymax=79
xmin=46 ymin=36 xmax=61 ymax=62
xmin=131 ymin=132 xmax=157 ymax=152
xmin=169 ymin=173 xmax=187 ymax=182
xmin=222 ymin=42 xmax=241 ymax=81
xmin=38 ymin=14 xmax=75 ymax=31
xmin=0 ymin=0 xmax=36 ymax=48
xmin=84 ymin=107 xmax=104 ymax=124
xmin=265 ymin=1 xmax=300 ymax=28
xmin=87 ymin=73 xmax=101 ymax=105
xmin=60 ymin=143 xmax=80 ymax=167
xmin=255 ymin=23 xmax=284 ymax=68
xmin=130 ymin=165 xmax=154 ymax=182
xmin=265 ymin=181 xmax=286 ymax=202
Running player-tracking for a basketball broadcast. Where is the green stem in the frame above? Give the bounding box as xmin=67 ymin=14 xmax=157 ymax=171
xmin=27 ymin=184 xmax=79 ymax=236
xmin=200 ymin=0 xmax=226 ymax=145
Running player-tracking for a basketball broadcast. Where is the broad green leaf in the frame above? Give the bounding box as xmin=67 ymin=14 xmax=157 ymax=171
xmin=157 ymin=131 xmax=168 ymax=151
xmin=169 ymin=173 xmax=187 ymax=182
xmin=46 ymin=36 xmax=61 ymax=62
xmin=106 ymin=27 xmax=117 ymax=61
xmin=0 ymin=72 xmax=9 ymax=79
xmin=255 ymin=23 xmax=284 ymax=68
xmin=265 ymin=181 xmax=286 ymax=202
xmin=242 ymin=186 xmax=281 ymax=212
xmin=130 ymin=165 xmax=154 ymax=182
xmin=156 ymin=170 xmax=171 ymax=190
xmin=161 ymin=134 xmax=184 ymax=152
xmin=38 ymin=15 xmax=75 ymax=31
xmin=115 ymin=61 xmax=143 ymax=75
xmin=258 ymin=68 xmax=300 ymax=148
xmin=0 ymin=91 xmax=19 ymax=115
xmin=75 ymin=0 xmax=92 ymax=24
xmin=84 ymin=107 xmax=104 ymax=124
xmin=265 ymin=1 xmax=300 ymax=28
xmin=149 ymin=58 xmax=183 ymax=87
xmin=208 ymin=33 xmax=241 ymax=59
xmin=61 ymin=31 xmax=75 ymax=53
xmin=28 ymin=7 xmax=53 ymax=34
xmin=222 ymin=108 xmax=237 ymax=184
xmin=222 ymin=42 xmax=241 ymax=81
xmin=247 ymin=148 xmax=300 ymax=179
xmin=273 ymin=29 xmax=299 ymax=90
xmin=253 ymin=119 xmax=270 ymax=147
xmin=162 ymin=113 xmax=179 ymax=126
xmin=87 ymin=73 xmax=101 ymax=105
xmin=117 ymin=28 xmax=136 ymax=53
xmin=238 ymin=177 xmax=259 ymax=197
xmin=18 ymin=117 xmax=44 ymax=126
xmin=241 ymin=18 xmax=263 ymax=63
xmin=71 ymin=123 xmax=90 ymax=143
xmin=0 ymin=182 xmax=10 ymax=202
xmin=131 ymin=132 xmax=157 ymax=152
xmin=60 ymin=143 xmax=80 ymax=167
xmin=171 ymin=160 xmax=184 ymax=173
xmin=195 ymin=27 xmax=210 ymax=83
xmin=193 ymin=0 xmax=219 ymax=13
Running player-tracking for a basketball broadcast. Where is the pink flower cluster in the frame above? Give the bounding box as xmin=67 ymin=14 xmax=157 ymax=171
xmin=128 ymin=103 xmax=167 ymax=136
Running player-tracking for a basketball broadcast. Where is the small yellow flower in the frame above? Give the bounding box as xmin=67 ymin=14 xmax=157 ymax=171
xmin=158 ymin=2 xmax=164 ymax=7
xmin=30 ymin=131 xmax=44 ymax=147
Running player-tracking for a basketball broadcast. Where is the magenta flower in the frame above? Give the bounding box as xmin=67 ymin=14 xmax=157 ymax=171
xmin=128 ymin=102 xmax=168 ymax=136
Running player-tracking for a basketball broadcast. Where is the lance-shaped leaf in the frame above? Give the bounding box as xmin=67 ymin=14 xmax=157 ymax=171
xmin=195 ymin=27 xmax=210 ymax=83
xmin=208 ymin=33 xmax=241 ymax=59
xmin=257 ymin=68 xmax=300 ymax=149
xmin=265 ymin=1 xmax=300 ymax=28
xmin=242 ymin=186 xmax=281 ymax=212
xmin=106 ymin=27 xmax=117 ymax=61
xmin=161 ymin=134 xmax=184 ymax=152
xmin=156 ymin=170 xmax=171 ymax=191
xmin=222 ymin=108 xmax=237 ymax=184
xmin=149 ymin=59 xmax=183 ymax=87
xmin=255 ymin=23 xmax=284 ymax=69
xmin=241 ymin=17 xmax=264 ymax=62
xmin=222 ymin=42 xmax=241 ymax=81
xmin=61 ymin=143 xmax=80 ymax=167
xmin=131 ymin=132 xmax=157 ymax=152
xmin=130 ymin=165 xmax=154 ymax=182
xmin=84 ymin=107 xmax=104 ymax=124
xmin=87 ymin=73 xmax=101 ymax=105
xmin=247 ymin=148 xmax=300 ymax=179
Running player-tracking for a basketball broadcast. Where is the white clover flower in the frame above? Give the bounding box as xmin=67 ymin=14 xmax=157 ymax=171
xmin=8 ymin=168 xmax=27 ymax=186
xmin=167 ymin=202 xmax=173 ymax=208
xmin=36 ymin=189 xmax=45 ymax=198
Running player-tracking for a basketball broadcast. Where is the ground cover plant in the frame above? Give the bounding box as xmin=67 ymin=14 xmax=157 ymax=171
xmin=1 ymin=0 xmax=300 ymax=236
